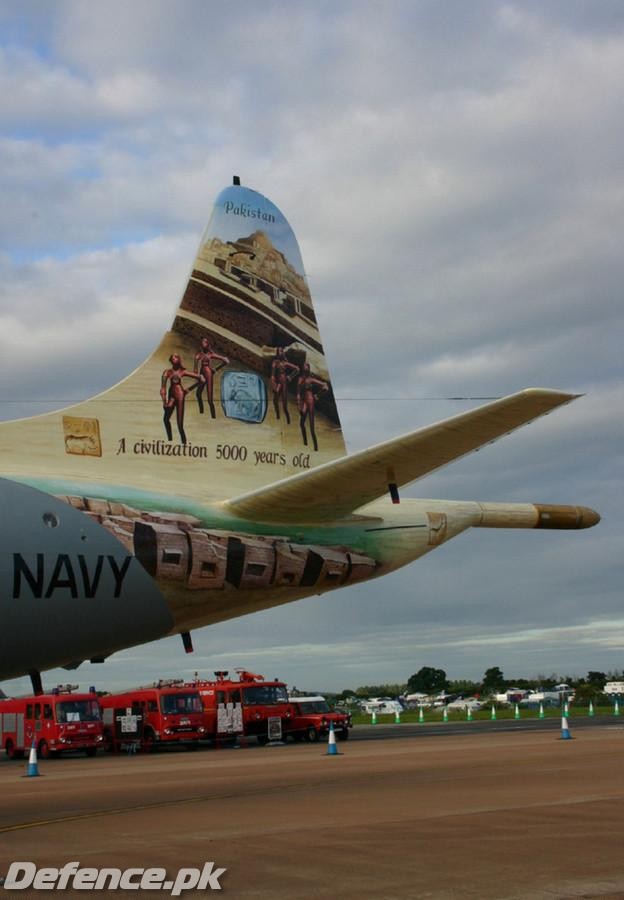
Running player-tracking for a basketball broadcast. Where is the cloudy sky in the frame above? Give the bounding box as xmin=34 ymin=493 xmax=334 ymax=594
xmin=2 ymin=1 xmax=622 ymax=694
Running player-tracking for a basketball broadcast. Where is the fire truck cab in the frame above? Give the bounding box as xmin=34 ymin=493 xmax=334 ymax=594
xmin=0 ymin=685 xmax=103 ymax=759
xmin=192 ymin=670 xmax=294 ymax=745
xmin=99 ymin=680 xmax=205 ymax=751
xmin=287 ymin=695 xmax=351 ymax=742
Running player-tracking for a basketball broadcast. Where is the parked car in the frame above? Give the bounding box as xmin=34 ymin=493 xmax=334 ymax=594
xmin=287 ymin=696 xmax=351 ymax=742
xmin=446 ymin=698 xmax=483 ymax=712
xmin=362 ymin=698 xmax=404 ymax=715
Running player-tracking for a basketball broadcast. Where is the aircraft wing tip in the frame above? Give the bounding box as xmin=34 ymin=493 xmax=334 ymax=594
xmin=522 ymin=387 xmax=583 ymax=403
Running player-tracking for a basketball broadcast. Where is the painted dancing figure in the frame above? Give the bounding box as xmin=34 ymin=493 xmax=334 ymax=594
xmin=194 ymin=337 xmax=229 ymax=418
xmin=270 ymin=347 xmax=299 ymax=425
xmin=297 ymin=363 xmax=328 ymax=452
xmin=160 ymin=354 xmax=203 ymax=444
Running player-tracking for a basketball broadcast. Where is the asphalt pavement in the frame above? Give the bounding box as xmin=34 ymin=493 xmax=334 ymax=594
xmin=351 ymin=713 xmax=622 ymax=741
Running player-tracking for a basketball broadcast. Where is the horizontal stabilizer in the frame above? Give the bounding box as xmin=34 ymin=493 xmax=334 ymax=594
xmin=224 ymin=388 xmax=578 ymax=523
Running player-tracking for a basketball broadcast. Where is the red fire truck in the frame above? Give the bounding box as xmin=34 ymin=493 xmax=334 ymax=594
xmin=0 ymin=685 xmax=104 ymax=759
xmin=99 ymin=680 xmax=206 ymax=751
xmin=190 ymin=670 xmax=294 ymax=745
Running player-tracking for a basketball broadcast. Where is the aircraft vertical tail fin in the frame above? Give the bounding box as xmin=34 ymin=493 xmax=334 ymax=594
xmin=0 ymin=180 xmax=347 ymax=504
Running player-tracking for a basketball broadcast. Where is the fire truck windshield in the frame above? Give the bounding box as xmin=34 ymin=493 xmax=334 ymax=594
xmin=243 ymin=685 xmax=288 ymax=705
xmin=159 ymin=693 xmax=202 ymax=715
xmin=56 ymin=699 xmax=101 ymax=723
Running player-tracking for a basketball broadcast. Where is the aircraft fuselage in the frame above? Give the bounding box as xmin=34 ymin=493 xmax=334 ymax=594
xmin=0 ymin=476 xmax=597 ymax=681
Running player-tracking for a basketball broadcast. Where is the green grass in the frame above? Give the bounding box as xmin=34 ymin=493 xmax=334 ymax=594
xmin=350 ymin=706 xmax=620 ymax=726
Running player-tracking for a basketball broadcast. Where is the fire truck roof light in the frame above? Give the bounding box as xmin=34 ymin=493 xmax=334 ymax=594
xmin=235 ymin=669 xmax=265 ymax=682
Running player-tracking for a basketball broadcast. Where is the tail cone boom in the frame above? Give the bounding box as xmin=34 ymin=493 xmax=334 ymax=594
xmin=535 ymin=504 xmax=600 ymax=529
xmin=474 ymin=503 xmax=600 ymax=530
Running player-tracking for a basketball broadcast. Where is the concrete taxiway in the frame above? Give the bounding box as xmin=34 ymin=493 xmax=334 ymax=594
xmin=2 ymin=727 xmax=624 ymax=898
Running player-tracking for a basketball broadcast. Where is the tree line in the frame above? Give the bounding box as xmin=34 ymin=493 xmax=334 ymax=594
xmin=332 ymin=667 xmax=623 ymax=702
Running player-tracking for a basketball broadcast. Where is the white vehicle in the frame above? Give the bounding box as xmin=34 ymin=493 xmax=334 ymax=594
xmin=495 ymin=689 xmax=528 ymax=704
xmin=521 ymin=691 xmax=561 ymax=706
xmin=431 ymin=692 xmax=454 ymax=708
xmin=363 ymin=698 xmax=403 ymax=715
xmin=446 ymin=698 xmax=483 ymax=712
xmin=404 ymin=693 xmax=430 ymax=709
